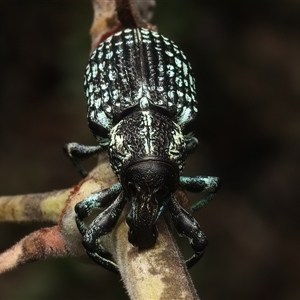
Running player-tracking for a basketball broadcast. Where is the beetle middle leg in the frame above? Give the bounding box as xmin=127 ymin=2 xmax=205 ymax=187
xmin=180 ymin=176 xmax=220 ymax=212
xmin=168 ymin=195 xmax=208 ymax=268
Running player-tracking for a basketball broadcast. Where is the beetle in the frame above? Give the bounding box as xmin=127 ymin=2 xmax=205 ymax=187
xmin=64 ymin=28 xmax=220 ymax=273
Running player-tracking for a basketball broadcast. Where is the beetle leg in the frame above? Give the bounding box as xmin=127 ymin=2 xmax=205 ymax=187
xmin=82 ymin=192 xmax=127 ymax=273
xmin=180 ymin=176 xmax=220 ymax=212
xmin=168 ymin=195 xmax=208 ymax=268
xmin=75 ymin=183 xmax=121 ymax=235
xmin=185 ymin=136 xmax=199 ymax=154
xmin=63 ymin=142 xmax=104 ymax=177
xmin=86 ymin=249 xmax=119 ymax=273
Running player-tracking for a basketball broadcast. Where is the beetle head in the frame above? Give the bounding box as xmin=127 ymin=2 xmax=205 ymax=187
xmin=122 ymin=159 xmax=179 ymax=249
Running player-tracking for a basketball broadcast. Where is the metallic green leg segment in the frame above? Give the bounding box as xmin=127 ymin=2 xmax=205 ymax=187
xmin=180 ymin=176 xmax=220 ymax=212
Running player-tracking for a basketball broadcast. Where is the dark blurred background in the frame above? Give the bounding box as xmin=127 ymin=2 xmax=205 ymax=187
xmin=1 ymin=1 xmax=300 ymax=299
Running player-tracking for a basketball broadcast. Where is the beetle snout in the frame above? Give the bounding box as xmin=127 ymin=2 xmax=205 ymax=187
xmin=126 ymin=200 xmax=158 ymax=249
xmin=122 ymin=159 xmax=179 ymax=249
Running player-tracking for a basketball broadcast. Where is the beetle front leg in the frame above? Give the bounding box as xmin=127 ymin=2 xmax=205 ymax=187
xmin=75 ymin=183 xmax=121 ymax=235
xmin=82 ymin=192 xmax=127 ymax=273
xmin=168 ymin=195 xmax=208 ymax=268
xmin=63 ymin=142 xmax=104 ymax=177
xmin=180 ymin=176 xmax=220 ymax=212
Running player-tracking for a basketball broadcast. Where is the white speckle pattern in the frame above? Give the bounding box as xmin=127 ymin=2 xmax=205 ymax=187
xmin=109 ymin=111 xmax=187 ymax=176
xmin=165 ymin=51 xmax=174 ymax=57
xmin=140 ymin=97 xmax=150 ymax=109
xmin=84 ymin=28 xmax=198 ymax=135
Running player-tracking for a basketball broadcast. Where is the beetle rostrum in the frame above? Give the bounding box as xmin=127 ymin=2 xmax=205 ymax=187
xmin=124 ymin=159 xmax=179 ymax=249
xmin=64 ymin=28 xmax=220 ymax=273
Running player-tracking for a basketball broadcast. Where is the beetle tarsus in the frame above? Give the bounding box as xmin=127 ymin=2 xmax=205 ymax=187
xmin=86 ymin=250 xmax=119 ymax=274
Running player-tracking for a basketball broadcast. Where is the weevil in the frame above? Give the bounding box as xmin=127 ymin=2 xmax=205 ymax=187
xmin=64 ymin=28 xmax=220 ymax=273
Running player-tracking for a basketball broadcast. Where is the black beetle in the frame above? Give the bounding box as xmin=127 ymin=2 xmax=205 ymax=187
xmin=64 ymin=28 xmax=220 ymax=273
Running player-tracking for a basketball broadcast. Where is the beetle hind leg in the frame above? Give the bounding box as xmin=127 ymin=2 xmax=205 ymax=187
xmin=63 ymin=142 xmax=104 ymax=177
xmin=168 ymin=195 xmax=208 ymax=268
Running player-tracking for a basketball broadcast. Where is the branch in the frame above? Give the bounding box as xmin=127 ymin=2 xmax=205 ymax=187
xmin=107 ymin=215 xmax=200 ymax=300
xmin=0 ymin=1 xmax=202 ymax=299
xmin=90 ymin=0 xmax=155 ymax=51
xmin=0 ymin=226 xmax=68 ymax=275
xmin=0 ymin=154 xmax=116 ymax=273
xmin=0 ymin=189 xmax=70 ymax=223
xmin=86 ymin=2 xmax=201 ymax=297
xmin=0 ymin=155 xmax=200 ymax=299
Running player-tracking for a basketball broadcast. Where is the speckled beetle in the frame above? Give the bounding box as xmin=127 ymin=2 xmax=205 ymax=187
xmin=64 ymin=28 xmax=220 ymax=273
